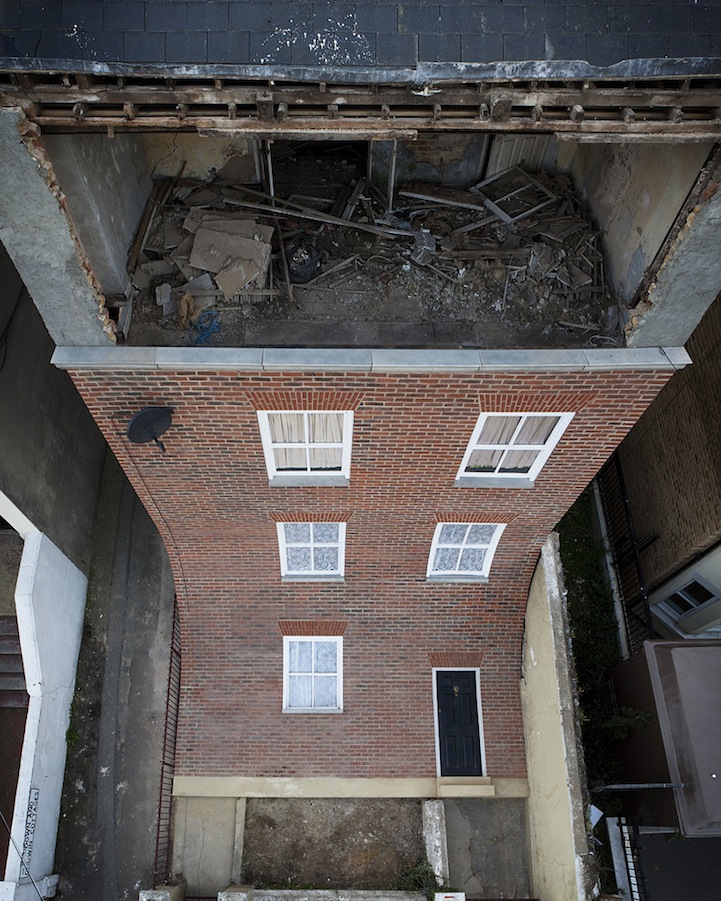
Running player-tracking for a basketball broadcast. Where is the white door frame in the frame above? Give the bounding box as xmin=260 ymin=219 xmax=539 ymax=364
xmin=432 ymin=667 xmax=487 ymax=778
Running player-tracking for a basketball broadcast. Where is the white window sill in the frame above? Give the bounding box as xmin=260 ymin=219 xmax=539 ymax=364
xmin=426 ymin=575 xmax=490 ymax=584
xmin=454 ymin=475 xmax=535 ymax=489
xmin=269 ymin=474 xmax=349 ymax=487
xmin=282 ymin=707 xmax=343 ymax=714
xmin=281 ymin=574 xmax=344 ymax=583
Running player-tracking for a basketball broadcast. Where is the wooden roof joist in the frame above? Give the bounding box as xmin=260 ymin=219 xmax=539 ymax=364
xmin=3 ymin=71 xmax=721 ymax=138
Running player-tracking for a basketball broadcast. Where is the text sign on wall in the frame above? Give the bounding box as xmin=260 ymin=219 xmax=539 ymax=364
xmin=19 ymin=787 xmax=39 ymax=881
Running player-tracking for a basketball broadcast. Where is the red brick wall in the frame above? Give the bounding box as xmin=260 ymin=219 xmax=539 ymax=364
xmin=67 ymin=367 xmax=674 ymax=780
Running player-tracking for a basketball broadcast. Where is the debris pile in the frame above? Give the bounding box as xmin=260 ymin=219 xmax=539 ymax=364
xmin=123 ymin=162 xmax=620 ymax=348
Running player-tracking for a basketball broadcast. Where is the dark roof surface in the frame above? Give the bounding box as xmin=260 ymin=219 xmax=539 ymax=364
xmin=1 ymin=1 xmax=720 ymax=78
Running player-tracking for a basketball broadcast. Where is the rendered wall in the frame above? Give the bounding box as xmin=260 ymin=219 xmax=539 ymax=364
xmin=58 ymin=354 xmax=678 ymax=782
xmin=571 ymin=141 xmax=712 ymax=305
xmin=0 ymin=245 xmax=106 ymax=573
xmin=42 ymin=133 xmax=152 ymax=294
xmin=521 ymin=535 xmax=593 ymax=901
xmin=618 ymin=291 xmax=721 ymax=590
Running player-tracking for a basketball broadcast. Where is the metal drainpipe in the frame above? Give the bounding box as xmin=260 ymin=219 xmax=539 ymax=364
xmin=592 ymin=477 xmax=632 ymax=660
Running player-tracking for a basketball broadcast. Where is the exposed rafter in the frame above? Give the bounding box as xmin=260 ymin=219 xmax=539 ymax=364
xmin=2 ymin=70 xmax=721 ymax=139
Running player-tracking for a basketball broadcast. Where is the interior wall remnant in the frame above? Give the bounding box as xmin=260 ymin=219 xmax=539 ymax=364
xmin=0 ymin=243 xmax=107 ymax=572
xmin=41 ymin=133 xmax=152 ymax=295
xmin=373 ymin=133 xmax=489 ymax=187
xmin=142 ymin=133 xmax=256 ymax=181
xmin=0 ymin=109 xmax=109 ymax=345
xmin=570 ymin=141 xmax=713 ymax=306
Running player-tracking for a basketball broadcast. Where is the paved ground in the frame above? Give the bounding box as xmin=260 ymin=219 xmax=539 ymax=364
xmin=0 ymin=1 xmax=719 ymax=71
xmin=54 ymin=454 xmax=175 ymax=901
xmin=640 ymin=832 xmax=721 ymax=901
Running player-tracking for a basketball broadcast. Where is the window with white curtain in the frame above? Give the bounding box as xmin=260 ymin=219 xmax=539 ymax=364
xmin=257 ymin=410 xmax=353 ymax=485
xmin=283 ymin=636 xmax=343 ymax=712
xmin=427 ymin=522 xmax=506 ymax=580
xmin=456 ymin=412 xmax=574 ymax=487
xmin=276 ymin=522 xmax=346 ymax=579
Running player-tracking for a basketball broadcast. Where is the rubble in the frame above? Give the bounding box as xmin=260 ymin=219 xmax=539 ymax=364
xmin=121 ymin=155 xmax=622 ymax=349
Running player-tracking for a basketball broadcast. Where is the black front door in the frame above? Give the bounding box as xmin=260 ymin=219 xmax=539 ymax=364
xmin=436 ymin=670 xmax=483 ymax=776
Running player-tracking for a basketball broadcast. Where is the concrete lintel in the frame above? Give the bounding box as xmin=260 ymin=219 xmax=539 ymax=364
xmin=172 ymin=776 xmax=529 ymax=799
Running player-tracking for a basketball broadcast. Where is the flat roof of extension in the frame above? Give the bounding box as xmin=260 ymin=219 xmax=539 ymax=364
xmin=0 ymin=1 xmax=720 ymax=75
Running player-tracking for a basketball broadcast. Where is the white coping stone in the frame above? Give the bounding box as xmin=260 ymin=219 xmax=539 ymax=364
xmin=261 ymin=349 xmax=373 ymax=371
xmin=139 ymin=887 xmax=186 ymax=901
xmin=51 ymin=346 xmax=691 ymax=373
xmin=156 ymin=348 xmax=264 ymax=369
xmin=219 ymin=886 xmax=253 ymax=901
xmin=370 ymin=350 xmax=482 ymax=371
xmin=253 ymin=893 xmax=423 ymax=901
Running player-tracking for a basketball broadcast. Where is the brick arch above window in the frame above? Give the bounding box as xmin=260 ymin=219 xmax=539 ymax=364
xmin=245 ymin=391 xmax=364 ymax=411
xmin=428 ymin=652 xmax=485 ymax=668
xmin=278 ymin=620 xmax=348 ymax=636
xmin=472 ymin=391 xmax=596 ymax=414
xmin=268 ymin=512 xmax=352 ymax=523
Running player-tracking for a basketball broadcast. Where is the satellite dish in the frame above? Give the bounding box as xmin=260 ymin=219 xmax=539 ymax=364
xmin=126 ymin=406 xmax=173 ymax=453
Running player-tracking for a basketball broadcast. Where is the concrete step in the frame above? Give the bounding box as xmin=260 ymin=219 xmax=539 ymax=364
xmin=0 ymin=616 xmax=18 ymax=636
xmin=0 ymin=689 xmax=28 ymax=708
xmin=0 ymin=672 xmax=26 ymax=691
xmin=0 ymin=634 xmax=21 ymax=654
xmin=0 ymin=653 xmax=23 ymax=673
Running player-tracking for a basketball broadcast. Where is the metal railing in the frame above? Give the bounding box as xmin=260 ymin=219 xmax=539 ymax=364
xmin=616 ymin=817 xmax=650 ymax=901
xmin=596 ymin=453 xmax=656 ymax=656
xmin=153 ymin=600 xmax=182 ymax=886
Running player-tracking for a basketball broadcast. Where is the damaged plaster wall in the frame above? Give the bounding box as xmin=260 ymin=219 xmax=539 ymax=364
xmin=42 ymin=133 xmax=152 ymax=295
xmin=142 ymin=133 xmax=256 ymax=181
xmin=0 ymin=109 xmax=109 ymax=345
xmin=571 ymin=141 xmax=713 ymax=306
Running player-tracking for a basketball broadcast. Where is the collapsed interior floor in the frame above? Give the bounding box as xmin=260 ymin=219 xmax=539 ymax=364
xmin=121 ymin=141 xmax=622 ymax=350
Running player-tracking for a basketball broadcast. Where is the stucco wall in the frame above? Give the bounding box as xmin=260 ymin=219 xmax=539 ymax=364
xmin=521 ymin=534 xmax=593 ymax=901
xmin=571 ymin=141 xmax=712 ymax=304
xmin=0 ymin=245 xmax=106 ymax=573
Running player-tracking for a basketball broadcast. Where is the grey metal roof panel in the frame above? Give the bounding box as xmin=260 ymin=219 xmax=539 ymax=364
xmin=0 ymin=1 xmax=720 ymax=76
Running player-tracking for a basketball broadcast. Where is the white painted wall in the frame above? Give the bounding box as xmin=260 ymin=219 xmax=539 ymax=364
xmin=0 ymin=530 xmax=87 ymax=901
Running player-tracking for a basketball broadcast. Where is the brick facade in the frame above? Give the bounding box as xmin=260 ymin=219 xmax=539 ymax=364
xmin=619 ymin=292 xmax=721 ymax=589
xmin=66 ymin=366 xmax=674 ymax=780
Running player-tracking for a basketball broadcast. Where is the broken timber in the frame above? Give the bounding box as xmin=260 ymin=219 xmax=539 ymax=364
xmin=3 ymin=70 xmax=721 ymax=139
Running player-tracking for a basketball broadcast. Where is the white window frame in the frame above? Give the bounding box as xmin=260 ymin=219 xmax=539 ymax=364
xmin=655 ymin=575 xmax=721 ymax=635
xmin=276 ymin=521 xmax=346 ymax=581
xmin=456 ymin=412 xmax=574 ymax=488
xmin=283 ymin=635 xmax=343 ymax=713
xmin=257 ymin=410 xmax=354 ymax=486
xmin=432 ymin=667 xmax=486 ymax=778
xmin=426 ymin=522 xmax=505 ymax=582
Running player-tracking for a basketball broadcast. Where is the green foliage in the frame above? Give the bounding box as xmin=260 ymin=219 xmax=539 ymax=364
xmin=394 ymin=857 xmax=443 ymax=901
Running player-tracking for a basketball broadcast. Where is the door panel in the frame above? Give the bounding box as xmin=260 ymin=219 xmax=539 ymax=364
xmin=436 ymin=670 xmax=483 ymax=776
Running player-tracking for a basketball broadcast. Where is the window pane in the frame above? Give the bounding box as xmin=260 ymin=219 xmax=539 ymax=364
xmin=315 ymin=641 xmax=338 ymax=673
xmin=499 ymin=449 xmax=537 ymax=473
xmin=433 ymin=547 xmax=460 ymax=572
xmin=313 ymin=523 xmax=339 ymax=543
xmin=287 ymin=547 xmax=312 ymax=571
xmin=313 ymin=547 xmax=339 ymax=572
xmin=308 ymin=447 xmax=342 ymax=471
xmin=288 ymin=674 xmax=313 ymax=707
xmin=314 ymin=675 xmax=338 ymax=708
xmin=274 ymin=447 xmax=308 ymax=471
xmin=439 ymin=524 xmax=468 ymax=544
xmin=309 ymin=412 xmax=343 ymax=444
xmin=284 ymin=523 xmax=311 ymax=543
xmin=467 ymin=524 xmax=496 ymax=544
xmin=666 ymin=592 xmax=694 ymax=615
xmin=288 ymin=640 xmax=312 ymax=672
xmin=466 ymin=449 xmax=502 ymax=473
xmin=269 ymin=412 xmax=305 ymax=443
xmin=459 ymin=547 xmax=487 ymax=572
xmin=515 ymin=415 xmax=558 ymax=446
xmin=478 ymin=416 xmax=520 ymax=445
xmin=684 ymin=581 xmax=714 ymax=605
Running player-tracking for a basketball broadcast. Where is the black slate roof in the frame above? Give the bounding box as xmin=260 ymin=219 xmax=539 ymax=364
xmin=1 ymin=1 xmax=721 ymax=78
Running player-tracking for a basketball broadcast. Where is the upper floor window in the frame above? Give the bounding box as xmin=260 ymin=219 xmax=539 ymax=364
xmin=276 ymin=522 xmax=346 ymax=580
xmin=456 ymin=412 xmax=574 ymax=488
xmin=427 ymin=522 xmax=505 ymax=581
xmin=283 ymin=636 xmax=343 ymax=712
xmin=258 ymin=410 xmax=353 ymax=486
